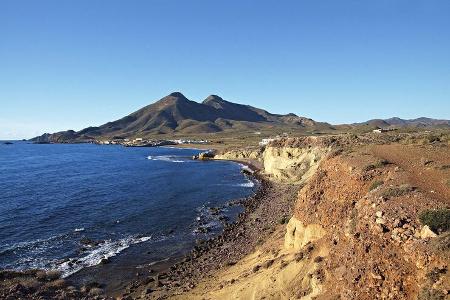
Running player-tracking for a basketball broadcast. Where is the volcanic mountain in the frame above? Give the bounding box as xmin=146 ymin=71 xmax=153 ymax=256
xmin=32 ymin=92 xmax=331 ymax=143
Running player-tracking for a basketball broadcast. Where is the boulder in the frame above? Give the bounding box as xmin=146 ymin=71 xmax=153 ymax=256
xmin=420 ymin=225 xmax=437 ymax=239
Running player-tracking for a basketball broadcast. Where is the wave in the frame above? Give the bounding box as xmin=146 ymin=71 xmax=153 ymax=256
xmin=162 ymin=146 xmax=210 ymax=151
xmin=56 ymin=235 xmax=152 ymax=278
xmin=0 ymin=233 xmax=68 ymax=256
xmin=192 ymin=204 xmax=228 ymax=235
xmin=147 ymin=155 xmax=187 ymax=163
xmin=211 ymin=179 xmax=256 ymax=188
xmin=238 ymin=180 xmax=255 ymax=188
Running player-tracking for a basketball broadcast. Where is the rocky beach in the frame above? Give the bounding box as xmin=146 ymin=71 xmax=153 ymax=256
xmin=121 ymin=168 xmax=298 ymax=299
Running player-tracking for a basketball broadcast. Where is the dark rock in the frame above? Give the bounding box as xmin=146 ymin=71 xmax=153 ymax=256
xmin=314 ymin=256 xmax=323 ymax=263
xmin=100 ymin=258 xmax=110 ymax=264
xmin=80 ymin=238 xmax=100 ymax=247
xmin=295 ymin=252 xmax=304 ymax=262
xmin=262 ymin=259 xmax=274 ymax=268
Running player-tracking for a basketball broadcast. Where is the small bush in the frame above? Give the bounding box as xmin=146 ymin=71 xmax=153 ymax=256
xmin=369 ymin=180 xmax=384 ymax=191
xmin=278 ymin=216 xmax=289 ymax=225
xmin=362 ymin=164 xmax=376 ymax=172
xmin=418 ymin=288 xmax=445 ymax=300
xmin=374 ymin=159 xmax=390 ymax=168
xmin=427 ymin=135 xmax=441 ymax=143
xmin=381 ymin=184 xmax=414 ymax=198
xmin=363 ymin=160 xmax=390 ymax=172
xmin=425 ymin=267 xmax=447 ymax=283
xmin=419 ymin=209 xmax=450 ymax=233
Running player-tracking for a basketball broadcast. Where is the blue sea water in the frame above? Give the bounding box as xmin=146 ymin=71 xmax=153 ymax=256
xmin=0 ymin=142 xmax=255 ymax=277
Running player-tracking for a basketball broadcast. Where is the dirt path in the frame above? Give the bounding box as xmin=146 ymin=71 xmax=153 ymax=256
xmin=370 ymin=144 xmax=450 ymax=203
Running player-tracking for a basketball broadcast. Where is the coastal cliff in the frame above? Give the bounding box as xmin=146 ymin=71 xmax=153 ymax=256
xmin=215 ymin=137 xmax=332 ymax=184
xmin=175 ymin=133 xmax=450 ymax=300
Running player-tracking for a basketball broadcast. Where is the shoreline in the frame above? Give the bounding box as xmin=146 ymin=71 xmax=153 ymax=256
xmin=97 ymin=158 xmax=264 ymax=297
xmin=0 ymin=151 xmax=265 ymax=299
xmin=67 ymin=162 xmax=260 ymax=297
xmin=119 ymin=161 xmax=298 ymax=299
xmin=64 ymin=155 xmax=262 ymax=296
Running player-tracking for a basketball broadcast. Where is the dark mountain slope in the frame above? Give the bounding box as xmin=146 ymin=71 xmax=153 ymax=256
xmin=31 ymin=92 xmax=331 ymax=142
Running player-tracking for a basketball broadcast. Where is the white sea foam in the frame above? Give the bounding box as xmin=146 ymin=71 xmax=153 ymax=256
xmin=238 ymin=181 xmax=255 ymax=188
xmin=74 ymin=228 xmax=85 ymax=232
xmin=0 ymin=233 xmax=66 ymax=255
xmin=162 ymin=146 xmax=211 ymax=151
xmin=56 ymin=235 xmax=152 ymax=278
xmin=147 ymin=155 xmax=186 ymax=163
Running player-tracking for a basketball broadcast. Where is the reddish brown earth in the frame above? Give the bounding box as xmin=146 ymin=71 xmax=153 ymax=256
xmin=370 ymin=144 xmax=450 ymax=203
xmin=171 ymin=133 xmax=450 ymax=300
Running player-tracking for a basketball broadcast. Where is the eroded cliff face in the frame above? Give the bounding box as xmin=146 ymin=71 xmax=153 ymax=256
xmin=180 ymin=136 xmax=449 ymax=300
xmin=215 ymin=137 xmax=331 ymax=184
xmin=214 ymin=148 xmax=262 ymax=161
xmin=262 ymin=146 xmax=328 ymax=184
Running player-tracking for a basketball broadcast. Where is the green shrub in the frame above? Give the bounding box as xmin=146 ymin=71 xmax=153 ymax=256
xmin=363 ymin=160 xmax=390 ymax=172
xmin=381 ymin=184 xmax=414 ymax=198
xmin=369 ymin=180 xmax=384 ymax=191
xmin=419 ymin=209 xmax=450 ymax=233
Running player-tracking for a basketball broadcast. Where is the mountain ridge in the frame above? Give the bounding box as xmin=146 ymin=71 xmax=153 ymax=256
xmin=31 ymin=92 xmax=331 ymax=143
xmin=31 ymin=92 xmax=450 ymax=143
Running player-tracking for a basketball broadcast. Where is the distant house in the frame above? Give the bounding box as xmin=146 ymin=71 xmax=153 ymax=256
xmin=259 ymin=138 xmax=276 ymax=146
xmin=373 ymin=128 xmax=396 ymax=133
xmin=134 ymin=138 xmax=143 ymax=142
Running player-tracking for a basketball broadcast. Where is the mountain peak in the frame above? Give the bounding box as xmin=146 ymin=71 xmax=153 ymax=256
xmin=31 ymin=92 xmax=329 ymax=142
xmin=168 ymin=92 xmax=186 ymax=98
xmin=204 ymin=94 xmax=224 ymax=102
xmin=157 ymin=92 xmax=188 ymax=105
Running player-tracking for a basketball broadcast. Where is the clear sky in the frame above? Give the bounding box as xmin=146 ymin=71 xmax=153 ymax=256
xmin=1 ymin=0 xmax=449 ymax=139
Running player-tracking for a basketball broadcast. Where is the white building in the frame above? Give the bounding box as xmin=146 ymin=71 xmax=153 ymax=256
xmin=259 ymin=138 xmax=276 ymax=146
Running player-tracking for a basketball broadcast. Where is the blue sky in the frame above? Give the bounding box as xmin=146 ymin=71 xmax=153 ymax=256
xmin=1 ymin=0 xmax=449 ymax=139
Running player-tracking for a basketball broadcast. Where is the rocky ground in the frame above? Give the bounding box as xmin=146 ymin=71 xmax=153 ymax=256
xmin=0 ymin=269 xmax=102 ymax=299
xmin=167 ymin=132 xmax=450 ymax=300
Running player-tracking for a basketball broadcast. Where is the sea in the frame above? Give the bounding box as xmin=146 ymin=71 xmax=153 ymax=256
xmin=0 ymin=141 xmax=256 ymax=279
